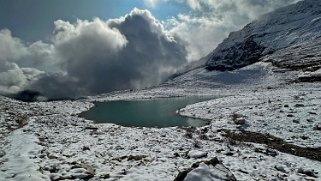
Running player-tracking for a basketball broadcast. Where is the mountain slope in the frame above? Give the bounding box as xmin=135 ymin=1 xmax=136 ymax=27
xmin=206 ymin=0 xmax=321 ymax=71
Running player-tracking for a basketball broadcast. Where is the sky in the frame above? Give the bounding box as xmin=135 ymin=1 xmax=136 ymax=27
xmin=0 ymin=0 xmax=188 ymax=42
xmin=0 ymin=0 xmax=300 ymax=99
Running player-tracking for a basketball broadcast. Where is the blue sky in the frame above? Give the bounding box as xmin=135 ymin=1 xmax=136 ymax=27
xmin=0 ymin=0 xmax=188 ymax=42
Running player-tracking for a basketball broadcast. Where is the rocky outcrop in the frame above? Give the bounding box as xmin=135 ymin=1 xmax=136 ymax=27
xmin=206 ymin=36 xmax=265 ymax=71
xmin=174 ymin=158 xmax=236 ymax=181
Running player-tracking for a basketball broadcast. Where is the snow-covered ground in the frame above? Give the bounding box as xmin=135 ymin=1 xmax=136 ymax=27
xmin=0 ymin=70 xmax=321 ymax=180
xmin=179 ymin=84 xmax=321 ymax=148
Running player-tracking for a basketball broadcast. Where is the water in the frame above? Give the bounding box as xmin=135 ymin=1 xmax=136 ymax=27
xmin=80 ymin=97 xmax=211 ymax=128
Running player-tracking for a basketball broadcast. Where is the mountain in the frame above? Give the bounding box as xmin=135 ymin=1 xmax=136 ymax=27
xmin=206 ymin=0 xmax=321 ymax=72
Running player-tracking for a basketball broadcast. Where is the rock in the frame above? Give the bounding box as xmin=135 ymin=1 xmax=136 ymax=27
xmin=0 ymin=150 xmax=5 ymax=158
xmin=70 ymin=168 xmax=88 ymax=173
xmin=82 ymin=146 xmax=90 ymax=151
xmin=287 ymin=114 xmax=294 ymax=118
xmin=293 ymin=119 xmax=300 ymax=124
xmin=184 ymin=163 xmax=235 ymax=181
xmin=275 ymin=165 xmax=289 ymax=173
xmin=185 ymin=132 xmax=193 ymax=139
xmin=43 ymin=164 xmax=59 ymax=173
xmin=174 ymin=158 xmax=236 ymax=181
xmin=199 ymin=134 xmax=209 ymax=140
xmin=206 ymin=37 xmax=266 ymax=71
xmin=84 ymin=125 xmax=98 ymax=131
xmin=294 ymin=104 xmax=305 ymax=108
xmin=99 ymin=173 xmax=110 ymax=179
xmin=50 ymin=173 xmax=62 ymax=181
xmin=301 ymin=135 xmax=309 ymax=140
xmin=225 ymin=152 xmax=234 ymax=156
xmin=307 ymin=118 xmax=315 ymax=122
xmin=297 ymin=168 xmax=318 ymax=178
xmin=255 ymin=147 xmax=278 ymax=157
xmin=231 ymin=113 xmax=246 ymax=125
xmin=70 ymin=167 xmax=95 ymax=179
xmin=188 ymin=150 xmax=208 ymax=159
xmin=313 ymin=124 xmax=321 ymax=131
xmin=234 ymin=117 xmax=246 ymax=125
xmin=72 ymin=173 xmax=94 ymax=179
xmin=127 ymin=155 xmax=147 ymax=161
xmin=174 ymin=152 xmax=180 ymax=157
xmin=266 ymin=149 xmax=278 ymax=157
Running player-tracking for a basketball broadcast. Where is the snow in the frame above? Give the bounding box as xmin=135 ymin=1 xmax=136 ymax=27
xmin=1 ymin=79 xmax=320 ymax=180
xmin=184 ymin=163 xmax=234 ymax=181
xmin=187 ymin=151 xmax=208 ymax=159
xmin=0 ymin=129 xmax=48 ymax=181
xmin=206 ymin=0 xmax=321 ymax=71
xmin=179 ymin=85 xmax=321 ymax=148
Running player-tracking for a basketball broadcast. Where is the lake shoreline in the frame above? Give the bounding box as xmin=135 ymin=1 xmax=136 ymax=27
xmin=1 ymin=82 xmax=321 ymax=180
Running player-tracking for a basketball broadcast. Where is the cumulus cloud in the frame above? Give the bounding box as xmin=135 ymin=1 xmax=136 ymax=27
xmin=0 ymin=30 xmax=45 ymax=95
xmin=13 ymin=8 xmax=186 ymax=99
xmin=167 ymin=0 xmax=300 ymax=61
xmin=0 ymin=29 xmax=28 ymax=62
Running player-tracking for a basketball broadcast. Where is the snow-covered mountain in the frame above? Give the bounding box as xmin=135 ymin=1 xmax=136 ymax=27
xmin=206 ymin=0 xmax=321 ymax=71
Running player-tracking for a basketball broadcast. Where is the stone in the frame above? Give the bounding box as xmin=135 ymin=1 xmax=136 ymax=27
xmin=188 ymin=150 xmax=208 ymax=159
xmin=174 ymin=158 xmax=236 ymax=181
xmin=234 ymin=117 xmax=246 ymax=125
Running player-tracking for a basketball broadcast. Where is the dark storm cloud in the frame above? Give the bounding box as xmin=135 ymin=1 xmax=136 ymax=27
xmin=26 ymin=8 xmax=187 ymax=99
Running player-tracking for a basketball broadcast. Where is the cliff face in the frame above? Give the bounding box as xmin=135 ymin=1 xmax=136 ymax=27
xmin=206 ymin=0 xmax=321 ymax=71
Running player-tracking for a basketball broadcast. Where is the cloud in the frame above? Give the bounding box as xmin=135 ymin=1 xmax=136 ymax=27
xmin=143 ymin=0 xmax=159 ymax=8
xmin=0 ymin=62 xmax=43 ymax=95
xmin=25 ymin=8 xmax=187 ymax=99
xmin=142 ymin=0 xmax=170 ymax=8
xmin=0 ymin=30 xmax=45 ymax=95
xmin=167 ymin=0 xmax=300 ymax=61
xmin=0 ymin=29 xmax=28 ymax=62
xmin=187 ymin=0 xmax=201 ymax=10
xmin=0 ymin=9 xmax=187 ymax=99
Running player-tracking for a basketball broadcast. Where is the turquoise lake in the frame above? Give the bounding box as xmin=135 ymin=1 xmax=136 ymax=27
xmin=80 ymin=97 xmax=211 ymax=128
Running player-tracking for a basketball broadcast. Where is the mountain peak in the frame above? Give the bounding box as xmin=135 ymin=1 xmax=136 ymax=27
xmin=206 ymin=0 xmax=321 ymax=71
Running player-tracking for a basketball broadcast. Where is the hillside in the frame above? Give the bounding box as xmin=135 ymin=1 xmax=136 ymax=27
xmin=206 ymin=0 xmax=321 ymax=72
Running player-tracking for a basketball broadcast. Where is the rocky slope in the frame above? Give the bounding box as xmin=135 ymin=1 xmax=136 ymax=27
xmin=206 ymin=0 xmax=321 ymax=71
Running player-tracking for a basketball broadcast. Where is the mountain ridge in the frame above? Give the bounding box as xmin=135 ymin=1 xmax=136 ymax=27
xmin=205 ymin=0 xmax=321 ymax=71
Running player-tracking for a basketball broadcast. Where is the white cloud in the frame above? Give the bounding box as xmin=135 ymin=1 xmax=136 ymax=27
xmin=167 ymin=0 xmax=300 ymax=61
xmin=187 ymin=0 xmax=201 ymax=10
xmin=0 ymin=30 xmax=45 ymax=94
xmin=0 ymin=29 xmax=28 ymax=62
xmin=0 ymin=62 xmax=43 ymax=94
xmin=53 ymin=18 xmax=128 ymax=54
